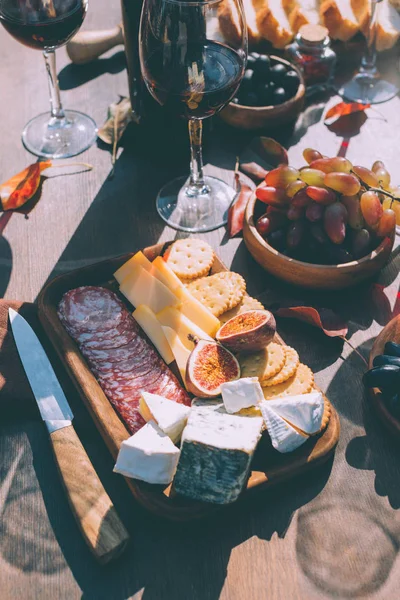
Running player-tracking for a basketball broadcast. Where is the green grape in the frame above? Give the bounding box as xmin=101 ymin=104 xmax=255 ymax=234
xmin=306 ymin=186 xmax=336 ymax=205
xmin=376 ymin=209 xmax=396 ymax=237
xmin=372 ymin=160 xmax=390 ymax=188
xmin=341 ymin=195 xmax=364 ymax=230
xmin=360 ymin=191 xmax=383 ymax=228
xmin=303 ymin=148 xmax=323 ymax=164
xmin=352 ymin=229 xmax=371 ymax=259
xmin=299 ymin=168 xmax=326 ymax=186
xmin=324 ymin=172 xmax=361 ymax=195
xmin=265 ymin=166 xmax=299 ymax=187
xmin=255 ymin=185 xmax=288 ymax=206
xmin=310 ymin=157 xmax=352 ymax=174
xmin=352 ymin=166 xmax=379 ymax=187
xmin=286 ymin=180 xmax=306 ymax=198
xmin=324 ymin=202 xmax=348 ymax=244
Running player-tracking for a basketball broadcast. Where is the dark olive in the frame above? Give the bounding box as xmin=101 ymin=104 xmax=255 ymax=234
xmin=283 ymin=70 xmax=300 ymax=94
xmin=272 ymin=87 xmax=287 ymax=105
xmin=384 ymin=341 xmax=400 ymax=357
xmin=231 ymin=97 xmax=240 ymax=104
xmin=254 ymin=55 xmax=270 ymax=80
xmin=258 ymin=83 xmax=272 ymax=106
xmin=270 ymin=63 xmax=287 ymax=84
xmin=373 ymin=354 xmax=400 ymax=368
xmin=242 ymin=91 xmax=259 ymax=106
xmin=241 ymin=69 xmax=254 ymax=91
xmin=385 ymin=391 xmax=400 ymax=418
xmin=363 ymin=365 xmax=400 ymax=390
xmin=246 ymin=54 xmax=257 ymax=68
xmin=250 ymin=52 xmax=261 ymax=60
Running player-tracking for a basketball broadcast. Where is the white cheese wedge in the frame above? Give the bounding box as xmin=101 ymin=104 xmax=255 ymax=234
xmin=114 ymin=251 xmax=152 ymax=284
xmin=220 ymin=377 xmax=264 ymax=414
xmin=175 ymin=286 xmax=221 ymax=337
xmin=139 ymin=391 xmax=190 ymax=443
xmin=161 ymin=325 xmax=191 ymax=381
xmin=113 ymin=421 xmax=180 ymax=485
xmin=266 ymin=392 xmax=324 ymax=435
xmin=120 ymin=264 xmax=180 ymax=314
xmin=173 ymin=401 xmax=263 ymax=504
xmin=150 ymin=256 xmax=183 ymax=292
xmin=260 ymin=403 xmax=309 ymax=453
xmin=132 ymin=304 xmax=174 ymax=365
xmin=156 ymin=306 xmax=213 ymax=350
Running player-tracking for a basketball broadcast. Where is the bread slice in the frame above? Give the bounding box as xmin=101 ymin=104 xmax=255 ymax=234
xmin=218 ymin=0 xmax=261 ymax=49
xmin=320 ymin=0 xmax=360 ymax=41
xmin=283 ymin=0 xmax=321 ymax=32
xmin=253 ymin=0 xmax=294 ymax=48
xmin=375 ymin=0 xmax=400 ymax=50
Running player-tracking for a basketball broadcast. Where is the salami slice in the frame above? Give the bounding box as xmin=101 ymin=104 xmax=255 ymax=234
xmin=58 ymin=286 xmax=191 ymax=434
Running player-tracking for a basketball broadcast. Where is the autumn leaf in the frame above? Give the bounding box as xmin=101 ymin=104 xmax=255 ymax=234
xmin=228 ymin=182 xmax=254 ymax=237
xmin=272 ymin=304 xmax=348 ymax=337
xmin=324 ymin=102 xmax=370 ymax=124
xmin=239 ymin=137 xmax=288 ymax=181
xmin=98 ymin=97 xmax=133 ymax=175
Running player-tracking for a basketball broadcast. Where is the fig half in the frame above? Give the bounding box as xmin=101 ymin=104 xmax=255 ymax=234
xmin=216 ymin=309 xmax=276 ymax=353
xmin=185 ymin=339 xmax=240 ymax=397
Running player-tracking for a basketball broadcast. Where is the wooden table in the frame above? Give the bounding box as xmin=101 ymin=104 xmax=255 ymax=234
xmin=1 ymin=3 xmax=400 ymax=599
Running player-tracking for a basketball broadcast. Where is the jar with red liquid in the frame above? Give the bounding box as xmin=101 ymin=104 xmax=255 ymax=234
xmin=286 ymin=24 xmax=336 ymax=94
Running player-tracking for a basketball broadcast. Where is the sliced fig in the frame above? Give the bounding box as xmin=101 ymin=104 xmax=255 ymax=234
xmin=216 ymin=310 xmax=276 ymax=353
xmin=185 ymin=340 xmax=240 ymax=397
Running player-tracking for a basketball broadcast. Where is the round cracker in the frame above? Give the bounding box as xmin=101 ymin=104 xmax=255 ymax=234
xmin=310 ymin=395 xmax=331 ymax=436
xmin=186 ymin=271 xmax=246 ymax=317
xmin=262 ymin=364 xmax=314 ymax=400
xmin=262 ymin=346 xmax=299 ymax=387
xmin=239 ymin=342 xmax=286 ymax=382
xmin=164 ymin=239 xmax=214 ymax=280
xmin=219 ymin=295 xmax=265 ymax=324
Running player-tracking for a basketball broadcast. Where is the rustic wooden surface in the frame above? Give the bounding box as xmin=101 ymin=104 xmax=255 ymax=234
xmin=1 ymin=1 xmax=400 ymax=598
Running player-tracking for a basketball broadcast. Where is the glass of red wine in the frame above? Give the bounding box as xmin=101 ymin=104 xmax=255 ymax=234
xmin=139 ymin=0 xmax=247 ymax=232
xmin=0 ymin=0 xmax=97 ymax=158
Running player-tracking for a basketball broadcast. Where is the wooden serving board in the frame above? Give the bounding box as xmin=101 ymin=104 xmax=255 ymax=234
xmin=38 ymin=242 xmax=340 ymax=520
xmin=368 ymin=315 xmax=400 ymax=437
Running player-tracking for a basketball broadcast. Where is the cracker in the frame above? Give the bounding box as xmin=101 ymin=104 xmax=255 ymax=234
xmin=262 ymin=346 xmax=299 ymax=387
xmin=219 ymin=295 xmax=265 ymax=324
xmin=262 ymin=364 xmax=314 ymax=400
xmin=186 ymin=272 xmax=246 ymax=317
xmin=310 ymin=395 xmax=331 ymax=436
xmin=239 ymin=342 xmax=286 ymax=382
xmin=164 ymin=239 xmax=214 ymax=280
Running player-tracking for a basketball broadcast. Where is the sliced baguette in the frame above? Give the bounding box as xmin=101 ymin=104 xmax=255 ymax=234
xmin=283 ymin=0 xmax=321 ymax=32
xmin=351 ymin=0 xmax=370 ymax=34
xmin=218 ymin=0 xmax=261 ymax=48
xmin=253 ymin=0 xmax=294 ymax=48
xmin=320 ymin=0 xmax=360 ymax=41
xmin=375 ymin=0 xmax=400 ymax=51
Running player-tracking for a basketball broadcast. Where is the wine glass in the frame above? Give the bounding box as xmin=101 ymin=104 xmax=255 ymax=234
xmin=139 ymin=0 xmax=247 ymax=232
xmin=337 ymin=0 xmax=398 ymax=104
xmin=0 ymin=0 xmax=97 ymax=158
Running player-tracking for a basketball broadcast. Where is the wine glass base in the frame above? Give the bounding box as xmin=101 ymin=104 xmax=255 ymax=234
xmin=337 ymin=74 xmax=399 ymax=104
xmin=156 ymin=175 xmax=236 ymax=233
xmin=22 ymin=110 xmax=98 ymax=159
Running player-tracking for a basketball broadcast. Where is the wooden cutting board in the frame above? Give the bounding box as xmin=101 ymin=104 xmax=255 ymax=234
xmin=37 ymin=241 xmax=340 ymax=520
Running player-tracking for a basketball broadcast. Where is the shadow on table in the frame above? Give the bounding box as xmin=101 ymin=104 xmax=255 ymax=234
xmin=58 ymin=51 xmax=126 ymax=90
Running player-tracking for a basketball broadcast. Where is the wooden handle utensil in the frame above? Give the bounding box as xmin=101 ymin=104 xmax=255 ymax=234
xmin=66 ymin=24 xmax=124 ymax=65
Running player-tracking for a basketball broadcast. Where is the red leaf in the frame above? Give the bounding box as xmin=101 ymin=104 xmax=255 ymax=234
xmin=240 ymin=162 xmax=268 ymax=181
xmin=228 ymin=182 xmax=253 ymax=237
xmin=324 ymin=102 xmax=370 ymax=124
xmin=273 ymin=305 xmax=348 ymax=337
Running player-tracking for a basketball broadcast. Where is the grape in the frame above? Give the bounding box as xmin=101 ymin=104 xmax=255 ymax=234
xmin=292 ymin=189 xmax=311 ymax=208
xmin=326 ymin=245 xmax=353 ymax=265
xmin=286 ymin=179 xmax=306 ymax=198
xmin=324 ymin=202 xmax=348 ymax=244
xmin=306 ymin=186 xmax=336 ymax=205
xmin=352 ymin=166 xmax=379 ymax=187
xmin=324 ymin=172 xmax=361 ymax=195
xmin=287 ymin=205 xmax=305 ymax=220
xmin=377 ymin=209 xmax=396 ymax=237
xmin=256 ymin=215 xmax=270 ymax=237
xmin=299 ymin=168 xmax=326 ymax=186
xmin=306 ymin=202 xmax=323 ymax=222
xmin=287 ymin=220 xmax=306 ymax=249
xmin=310 ymin=157 xmax=352 ymax=174
xmin=360 ymin=191 xmax=383 ymax=228
xmin=352 ymin=228 xmax=370 ymax=259
xmin=256 ymin=185 xmax=288 ymax=206
xmin=341 ymin=195 xmax=364 ymax=230
xmin=372 ymin=161 xmax=390 ymax=188
xmin=382 ymin=197 xmax=392 ymax=211
xmin=391 ymin=201 xmax=400 ymax=226
xmin=265 ymin=166 xmax=299 ymax=187
xmin=267 ymin=229 xmax=286 ymax=251
xmin=303 ymin=148 xmax=323 ymax=164
xmin=266 ymin=205 xmax=286 ymax=215
xmin=372 ymin=160 xmax=385 ymax=171
xmin=310 ymin=222 xmax=329 ymax=245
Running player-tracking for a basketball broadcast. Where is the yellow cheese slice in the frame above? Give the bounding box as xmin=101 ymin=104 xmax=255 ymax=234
xmin=132 ymin=304 xmax=174 ymax=364
xmin=114 ymin=251 xmax=152 ymax=284
xmin=151 ymin=256 xmax=183 ymax=292
xmin=175 ymin=286 xmax=220 ymax=337
xmin=162 ymin=326 xmax=192 ymax=381
xmin=156 ymin=306 xmax=212 ymax=350
xmin=120 ymin=264 xmax=180 ymax=314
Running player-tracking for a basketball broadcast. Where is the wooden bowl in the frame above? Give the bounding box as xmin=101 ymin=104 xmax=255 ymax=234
xmin=219 ymin=56 xmax=305 ymax=131
xmin=243 ymin=194 xmax=395 ymax=290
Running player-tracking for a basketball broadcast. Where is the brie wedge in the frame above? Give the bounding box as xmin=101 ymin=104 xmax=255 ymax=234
xmin=139 ymin=391 xmax=190 ymax=443
xmin=113 ymin=421 xmax=180 ymax=485
xmin=221 ymin=377 xmax=264 ymax=414
xmin=260 ymin=403 xmax=309 ymax=453
xmin=266 ymin=392 xmax=324 ymax=434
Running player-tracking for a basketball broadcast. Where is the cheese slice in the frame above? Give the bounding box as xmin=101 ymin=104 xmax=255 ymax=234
xmin=174 ymin=401 xmax=263 ymax=504
xmin=150 ymin=256 xmax=183 ymax=292
xmin=139 ymin=391 xmax=190 ymax=443
xmin=156 ymin=306 xmax=212 ymax=350
xmin=221 ymin=377 xmax=264 ymax=414
xmin=260 ymin=403 xmax=309 ymax=453
xmin=161 ymin=325 xmax=191 ymax=381
xmin=113 ymin=421 xmax=180 ymax=485
xmin=266 ymin=391 xmax=324 ymax=434
xmin=114 ymin=251 xmax=152 ymax=284
xmin=132 ymin=305 xmax=174 ymax=364
xmin=175 ymin=286 xmax=221 ymax=337
xmin=120 ymin=264 xmax=180 ymax=314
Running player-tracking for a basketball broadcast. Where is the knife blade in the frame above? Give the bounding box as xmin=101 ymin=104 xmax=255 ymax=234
xmin=9 ymin=308 xmax=129 ymax=563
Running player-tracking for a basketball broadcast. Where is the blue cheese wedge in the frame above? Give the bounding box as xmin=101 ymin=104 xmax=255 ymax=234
xmin=113 ymin=421 xmax=180 ymax=485
xmin=220 ymin=377 xmax=264 ymax=414
xmin=173 ymin=400 xmax=263 ymax=504
xmin=265 ymin=392 xmax=324 ymax=435
xmin=260 ymin=402 xmax=309 ymax=453
xmin=139 ymin=391 xmax=190 ymax=443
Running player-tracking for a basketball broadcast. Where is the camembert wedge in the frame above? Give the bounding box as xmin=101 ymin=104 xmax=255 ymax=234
xmin=221 ymin=377 xmax=264 ymax=414
xmin=266 ymin=391 xmax=324 ymax=434
xmin=260 ymin=402 xmax=309 ymax=453
xmin=139 ymin=391 xmax=190 ymax=443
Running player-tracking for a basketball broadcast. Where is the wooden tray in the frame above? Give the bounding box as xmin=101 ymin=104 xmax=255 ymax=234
xmin=369 ymin=315 xmax=400 ymax=437
xmin=37 ymin=242 xmax=340 ymax=520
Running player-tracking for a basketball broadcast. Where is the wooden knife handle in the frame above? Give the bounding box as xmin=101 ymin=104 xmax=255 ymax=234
xmin=50 ymin=424 xmax=129 ymax=563
xmin=66 ymin=24 xmax=124 ymax=65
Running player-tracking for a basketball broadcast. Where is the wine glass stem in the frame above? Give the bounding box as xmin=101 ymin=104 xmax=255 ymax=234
xmin=43 ymin=50 xmax=66 ymax=121
xmin=361 ymin=0 xmax=378 ymax=75
xmin=187 ymin=118 xmax=209 ymax=196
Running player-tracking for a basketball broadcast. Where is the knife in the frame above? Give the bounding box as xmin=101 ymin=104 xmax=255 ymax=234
xmin=9 ymin=308 xmax=129 ymax=564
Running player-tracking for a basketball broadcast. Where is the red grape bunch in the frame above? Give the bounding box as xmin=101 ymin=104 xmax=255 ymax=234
xmin=255 ymin=149 xmax=398 ymax=265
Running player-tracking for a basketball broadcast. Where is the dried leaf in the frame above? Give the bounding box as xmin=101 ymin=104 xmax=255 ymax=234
xmin=240 ymin=162 xmax=268 ymax=181
xmin=272 ymin=304 xmax=348 ymax=337
xmin=228 ymin=181 xmax=254 ymax=237
xmin=0 ymin=161 xmax=51 ymax=210
xmin=370 ymin=283 xmax=393 ymax=326
xmin=239 ymin=137 xmax=288 ymax=181
xmin=324 ymin=102 xmax=370 ymax=124
xmin=98 ymin=97 xmax=132 ymax=172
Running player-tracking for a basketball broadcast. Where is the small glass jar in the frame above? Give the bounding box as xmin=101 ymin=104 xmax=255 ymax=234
xmin=286 ymin=24 xmax=336 ymax=94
